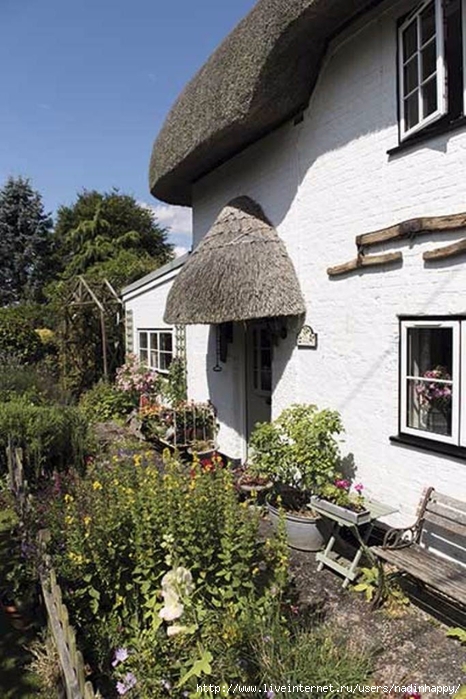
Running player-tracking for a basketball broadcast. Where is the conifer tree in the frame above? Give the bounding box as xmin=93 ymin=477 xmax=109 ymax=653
xmin=0 ymin=176 xmax=53 ymax=305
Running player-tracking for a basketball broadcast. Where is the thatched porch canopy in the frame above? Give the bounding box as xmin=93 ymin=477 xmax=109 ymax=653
xmin=164 ymin=196 xmax=305 ymax=325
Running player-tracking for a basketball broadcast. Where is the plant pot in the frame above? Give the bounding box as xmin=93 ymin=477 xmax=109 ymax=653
xmin=309 ymin=495 xmax=371 ymax=525
xmin=237 ymin=477 xmax=273 ymax=504
xmin=187 ymin=445 xmax=217 ymax=460
xmin=267 ymin=500 xmax=324 ymax=552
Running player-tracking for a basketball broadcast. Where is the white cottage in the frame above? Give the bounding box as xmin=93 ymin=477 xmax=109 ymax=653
xmin=121 ymin=254 xmax=189 ymax=373
xmin=145 ymin=0 xmax=466 ymax=524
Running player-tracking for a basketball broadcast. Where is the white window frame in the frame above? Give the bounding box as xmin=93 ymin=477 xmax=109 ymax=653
xmin=398 ymin=0 xmax=447 ymax=140
xmin=400 ymin=319 xmax=460 ymax=445
xmin=138 ymin=328 xmax=174 ymax=374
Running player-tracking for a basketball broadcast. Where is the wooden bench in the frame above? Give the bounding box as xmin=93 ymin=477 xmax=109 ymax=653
xmin=372 ymin=487 xmax=466 ymax=606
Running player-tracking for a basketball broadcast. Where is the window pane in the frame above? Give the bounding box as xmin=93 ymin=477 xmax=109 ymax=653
xmin=139 ymin=349 xmax=148 ymax=365
xmin=403 ymin=20 xmax=418 ymax=60
xmin=407 ymin=378 xmax=452 ymax=436
xmin=160 ymin=333 xmax=172 ymax=351
xmin=261 ymin=368 xmax=272 ymax=392
xmin=149 ymin=350 xmax=158 ymax=368
xmin=420 ymin=1 xmax=436 ymax=45
xmin=406 ymin=327 xmax=453 ymax=437
xmin=407 ymin=327 xmax=453 ymax=377
xmin=421 ymin=39 xmax=436 ymax=80
xmin=139 ymin=332 xmax=148 ymax=349
xmin=404 ymin=92 xmax=419 ymax=129
xmin=159 ymin=352 xmax=173 ymax=371
xmin=422 ymin=75 xmax=438 ymax=117
xmin=404 ymin=55 xmax=419 ymax=95
xmin=150 ymin=333 xmax=158 ymax=350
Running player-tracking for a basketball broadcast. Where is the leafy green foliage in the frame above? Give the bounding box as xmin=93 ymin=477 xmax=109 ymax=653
xmin=353 ymin=566 xmax=380 ymax=602
xmin=0 ymin=401 xmax=90 ymax=484
xmin=446 ymin=627 xmax=466 ymax=644
xmin=52 ymin=189 xmax=173 ymax=290
xmin=0 ymin=176 xmax=53 ymax=305
xmin=249 ymin=404 xmax=344 ymax=495
xmin=79 ymin=380 xmax=138 ymax=422
xmin=0 ymin=307 xmax=45 ymax=364
xmin=165 ymin=356 xmax=187 ymax=404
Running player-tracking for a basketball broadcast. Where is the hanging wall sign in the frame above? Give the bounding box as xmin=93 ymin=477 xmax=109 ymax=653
xmin=297 ymin=325 xmax=318 ymax=349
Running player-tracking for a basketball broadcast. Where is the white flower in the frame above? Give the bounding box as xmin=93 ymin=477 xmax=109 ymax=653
xmin=159 ymin=592 xmax=184 ymax=621
xmin=166 ymin=624 xmax=189 ymax=637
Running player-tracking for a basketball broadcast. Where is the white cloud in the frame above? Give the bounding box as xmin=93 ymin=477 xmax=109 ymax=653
xmin=173 ymin=245 xmax=189 ymax=258
xmin=138 ymin=201 xmax=192 ymax=237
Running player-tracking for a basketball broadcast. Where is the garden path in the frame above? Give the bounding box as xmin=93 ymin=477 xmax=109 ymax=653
xmin=282 ymin=524 xmax=466 ymax=687
xmin=0 ymin=509 xmax=42 ymax=698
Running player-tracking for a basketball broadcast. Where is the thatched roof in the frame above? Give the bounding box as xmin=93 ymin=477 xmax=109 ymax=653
xmin=164 ymin=196 xmax=305 ymax=324
xmin=150 ymin=0 xmax=382 ymax=205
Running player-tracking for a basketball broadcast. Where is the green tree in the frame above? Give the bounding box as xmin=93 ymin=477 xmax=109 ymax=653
xmin=0 ymin=176 xmax=53 ymax=305
xmin=53 ymin=189 xmax=172 ymax=290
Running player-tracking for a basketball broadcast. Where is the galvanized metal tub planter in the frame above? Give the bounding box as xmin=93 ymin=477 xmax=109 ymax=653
xmin=310 ymin=496 xmax=371 ymax=525
xmin=267 ymin=500 xmax=324 ymax=552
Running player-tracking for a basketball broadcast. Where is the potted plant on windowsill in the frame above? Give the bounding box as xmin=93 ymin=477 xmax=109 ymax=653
xmin=415 ymin=365 xmax=452 ymax=436
xmin=248 ymin=404 xmax=344 ymax=551
xmin=310 ymin=479 xmax=370 ymax=525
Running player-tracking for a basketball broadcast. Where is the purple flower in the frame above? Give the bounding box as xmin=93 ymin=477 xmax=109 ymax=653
xmin=266 ymin=691 xmax=276 ymax=699
xmin=354 ymin=483 xmax=364 ymax=494
xmin=112 ymin=647 xmax=129 ymax=667
xmin=116 ymin=672 xmax=137 ymax=695
xmin=335 ymin=479 xmax=350 ymax=490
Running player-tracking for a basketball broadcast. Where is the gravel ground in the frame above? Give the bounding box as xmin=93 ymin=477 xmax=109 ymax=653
xmin=287 ymin=540 xmax=465 ymax=689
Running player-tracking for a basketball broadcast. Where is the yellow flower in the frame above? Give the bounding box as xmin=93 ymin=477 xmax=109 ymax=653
xmin=64 ymin=493 xmax=74 ymax=503
xmin=92 ymin=481 xmax=102 ymax=491
xmin=83 ymin=516 xmax=92 ymax=527
xmin=65 ymin=515 xmax=74 ymax=525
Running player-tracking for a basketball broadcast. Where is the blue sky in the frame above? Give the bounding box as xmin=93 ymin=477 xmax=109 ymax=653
xmin=0 ymin=0 xmax=256 ymax=254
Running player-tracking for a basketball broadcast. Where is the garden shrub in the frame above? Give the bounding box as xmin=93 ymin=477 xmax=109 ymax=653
xmin=0 ymin=354 xmax=65 ymax=405
xmin=0 ymin=401 xmax=90 ymax=484
xmin=79 ymin=380 xmax=137 ymax=423
xmin=0 ymin=311 xmax=45 ymax=364
xmin=40 ymin=449 xmax=289 ymax=695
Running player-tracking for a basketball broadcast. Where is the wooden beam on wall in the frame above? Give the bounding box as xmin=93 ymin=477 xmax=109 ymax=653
xmin=356 ymin=212 xmax=466 ymax=249
xmin=327 ymin=251 xmax=402 ymax=277
xmin=423 ymin=237 xmax=466 ymax=261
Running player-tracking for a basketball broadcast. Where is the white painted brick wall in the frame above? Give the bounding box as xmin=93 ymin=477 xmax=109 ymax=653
xmin=186 ymin=0 xmax=466 ymax=525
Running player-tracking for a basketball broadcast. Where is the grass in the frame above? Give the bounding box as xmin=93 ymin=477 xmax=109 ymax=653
xmin=0 ymin=507 xmax=43 ymax=698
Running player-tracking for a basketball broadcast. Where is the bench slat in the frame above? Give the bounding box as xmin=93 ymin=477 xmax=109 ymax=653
xmin=425 ymin=501 xmax=466 ymax=528
xmin=372 ymin=544 xmax=466 ymax=606
xmin=422 ymin=511 xmax=466 ymax=539
xmin=432 ymin=492 xmax=466 ymax=515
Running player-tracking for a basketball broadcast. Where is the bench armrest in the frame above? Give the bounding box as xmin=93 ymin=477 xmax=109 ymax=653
xmin=382 ymin=524 xmax=419 ymax=549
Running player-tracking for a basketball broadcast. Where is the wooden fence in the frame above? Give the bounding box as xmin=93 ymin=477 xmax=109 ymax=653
xmin=6 ymin=444 xmax=100 ymax=699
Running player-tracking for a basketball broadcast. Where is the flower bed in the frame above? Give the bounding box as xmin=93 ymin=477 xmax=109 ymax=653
xmin=37 ymin=447 xmax=289 ymax=695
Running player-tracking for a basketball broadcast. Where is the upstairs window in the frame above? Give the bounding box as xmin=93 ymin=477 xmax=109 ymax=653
xmin=399 ymin=0 xmax=446 ymax=138
xmin=397 ymin=0 xmax=464 ymax=141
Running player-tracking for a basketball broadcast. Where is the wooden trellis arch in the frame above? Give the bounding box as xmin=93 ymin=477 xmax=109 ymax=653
xmin=63 ymin=276 xmax=123 ymax=379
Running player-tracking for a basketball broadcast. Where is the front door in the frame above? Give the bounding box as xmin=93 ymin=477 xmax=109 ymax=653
xmin=246 ymin=322 xmax=272 ymax=441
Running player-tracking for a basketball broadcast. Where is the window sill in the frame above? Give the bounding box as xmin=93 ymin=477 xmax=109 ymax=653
xmin=387 ymin=116 xmax=466 ymax=157
xmin=390 ymin=432 xmax=466 ymax=460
